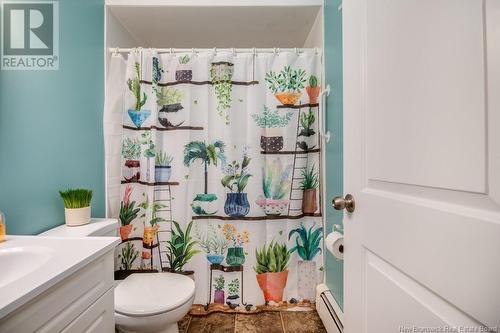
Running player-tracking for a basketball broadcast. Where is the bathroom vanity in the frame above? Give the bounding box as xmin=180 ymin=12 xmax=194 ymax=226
xmin=0 ymin=236 xmax=119 ymax=332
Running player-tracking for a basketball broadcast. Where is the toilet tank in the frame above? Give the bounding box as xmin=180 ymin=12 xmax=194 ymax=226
xmin=39 ymin=218 xmax=119 ymax=237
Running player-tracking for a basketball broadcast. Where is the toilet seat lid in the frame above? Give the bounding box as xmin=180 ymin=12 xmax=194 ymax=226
xmin=115 ymin=273 xmax=195 ymax=317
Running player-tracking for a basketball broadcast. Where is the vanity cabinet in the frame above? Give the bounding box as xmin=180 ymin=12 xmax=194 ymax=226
xmin=0 ymin=252 xmax=115 ymax=333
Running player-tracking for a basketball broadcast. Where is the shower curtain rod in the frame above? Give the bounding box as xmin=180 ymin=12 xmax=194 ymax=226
xmin=109 ymin=47 xmax=322 ymax=55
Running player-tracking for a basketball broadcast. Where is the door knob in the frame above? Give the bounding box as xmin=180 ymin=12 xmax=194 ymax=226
xmin=332 ymin=194 xmax=355 ymax=213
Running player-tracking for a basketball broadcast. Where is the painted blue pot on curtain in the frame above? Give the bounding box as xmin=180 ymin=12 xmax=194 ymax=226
xmin=224 ymin=193 xmax=250 ymax=217
xmin=155 ymin=166 xmax=172 ymax=183
xmin=128 ymin=109 xmax=151 ymax=128
xmin=206 ymin=254 xmax=224 ymax=265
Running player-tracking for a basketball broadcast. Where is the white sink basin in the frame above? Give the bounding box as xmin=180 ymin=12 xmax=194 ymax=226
xmin=0 ymin=235 xmax=120 ymax=320
xmin=0 ymin=246 xmax=54 ymax=287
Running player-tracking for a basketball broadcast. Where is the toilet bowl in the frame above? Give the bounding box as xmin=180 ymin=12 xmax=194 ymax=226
xmin=115 ymin=273 xmax=195 ymax=333
xmin=40 ymin=219 xmax=195 ymax=333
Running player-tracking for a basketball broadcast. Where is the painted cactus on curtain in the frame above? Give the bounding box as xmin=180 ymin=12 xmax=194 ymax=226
xmin=111 ymin=48 xmax=324 ymax=309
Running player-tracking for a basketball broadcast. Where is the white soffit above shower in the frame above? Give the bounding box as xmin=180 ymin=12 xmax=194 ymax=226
xmin=106 ymin=3 xmax=322 ymax=48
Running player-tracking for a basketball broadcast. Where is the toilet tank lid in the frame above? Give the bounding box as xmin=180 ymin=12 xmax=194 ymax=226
xmin=39 ymin=218 xmax=118 ymax=237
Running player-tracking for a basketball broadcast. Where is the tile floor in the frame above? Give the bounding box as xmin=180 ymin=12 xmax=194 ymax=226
xmin=178 ymin=310 xmax=327 ymax=333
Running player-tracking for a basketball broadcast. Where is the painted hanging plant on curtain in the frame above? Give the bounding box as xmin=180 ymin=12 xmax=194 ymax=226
xmin=109 ymin=48 xmax=324 ymax=310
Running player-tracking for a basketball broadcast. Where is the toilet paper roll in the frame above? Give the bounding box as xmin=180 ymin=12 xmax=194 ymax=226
xmin=325 ymin=231 xmax=344 ymax=260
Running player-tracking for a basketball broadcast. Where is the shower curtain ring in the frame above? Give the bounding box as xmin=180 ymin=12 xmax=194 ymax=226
xmin=192 ymin=48 xmax=196 ymax=56
xmin=252 ymin=48 xmax=257 ymax=56
xmin=295 ymin=47 xmax=298 ymax=54
xmin=232 ymin=48 xmax=236 ymax=56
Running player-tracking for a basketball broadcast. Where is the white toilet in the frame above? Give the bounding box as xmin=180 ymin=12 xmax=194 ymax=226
xmin=40 ymin=218 xmax=196 ymax=333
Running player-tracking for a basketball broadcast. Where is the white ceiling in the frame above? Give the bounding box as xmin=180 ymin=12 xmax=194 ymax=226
xmin=108 ymin=6 xmax=322 ymax=48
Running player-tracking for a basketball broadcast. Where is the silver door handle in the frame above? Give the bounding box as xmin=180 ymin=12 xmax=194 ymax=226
xmin=332 ymin=194 xmax=355 ymax=213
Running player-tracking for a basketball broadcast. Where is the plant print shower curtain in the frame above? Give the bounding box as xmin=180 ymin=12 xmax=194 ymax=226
xmin=104 ymin=48 xmax=324 ymax=310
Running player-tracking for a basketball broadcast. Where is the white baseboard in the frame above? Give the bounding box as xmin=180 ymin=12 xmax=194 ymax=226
xmin=316 ymin=284 xmax=343 ymax=333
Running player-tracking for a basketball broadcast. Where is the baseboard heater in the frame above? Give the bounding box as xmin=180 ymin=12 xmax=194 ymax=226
xmin=316 ymin=284 xmax=344 ymax=333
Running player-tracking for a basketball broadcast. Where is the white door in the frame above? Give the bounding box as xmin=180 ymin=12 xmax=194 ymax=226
xmin=343 ymin=0 xmax=500 ymax=332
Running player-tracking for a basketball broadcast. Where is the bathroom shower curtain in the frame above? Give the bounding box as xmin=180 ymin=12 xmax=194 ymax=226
xmin=104 ymin=48 xmax=324 ymax=309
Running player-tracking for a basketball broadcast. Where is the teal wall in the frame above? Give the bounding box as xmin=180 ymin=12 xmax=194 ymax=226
xmin=0 ymin=0 xmax=105 ymax=235
xmin=324 ymin=0 xmax=344 ymax=310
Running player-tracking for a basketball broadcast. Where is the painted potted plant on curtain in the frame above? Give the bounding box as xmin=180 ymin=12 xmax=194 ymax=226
xmin=156 ymin=86 xmax=185 ymax=128
xmin=127 ymin=62 xmax=151 ymax=128
xmin=155 ymin=151 xmax=173 ymax=183
xmin=221 ymin=150 xmax=252 ymax=217
xmin=306 ymin=75 xmax=320 ymax=104
xmin=118 ymin=242 xmax=139 ymax=270
xmin=140 ymin=131 xmax=156 ymax=182
xmin=226 ymin=278 xmax=240 ymax=307
xmin=265 ymin=66 xmax=306 ymax=106
xmin=288 ymin=223 xmax=323 ymax=301
xmin=254 ymin=241 xmax=291 ymax=303
xmin=119 ymin=185 xmax=140 ymax=240
xmin=300 ymin=165 xmax=319 ymax=214
xmin=152 ymin=56 xmax=164 ymax=84
xmin=210 ymin=61 xmax=234 ymax=124
xmin=213 ymin=275 xmax=225 ymax=304
xmin=194 ymin=223 xmax=230 ymax=265
xmin=256 ymin=159 xmax=292 ymax=216
xmin=252 ymin=106 xmax=293 ymax=153
xmin=59 ymin=189 xmax=92 ymax=226
xmin=296 ymin=109 xmax=317 ymax=152
xmin=165 ymin=221 xmax=201 ymax=278
xmin=176 ymin=55 xmax=193 ymax=81
xmin=184 ymin=140 xmax=226 ymax=215
xmin=222 ymin=224 xmax=250 ymax=266
xmin=122 ymin=137 xmax=141 ymax=181
xmin=139 ymin=193 xmax=166 ymax=246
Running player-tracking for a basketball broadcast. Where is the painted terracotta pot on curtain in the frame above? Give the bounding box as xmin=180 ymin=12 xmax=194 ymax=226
xmin=302 ymin=189 xmax=318 ymax=214
xmin=256 ymin=271 xmax=289 ymax=303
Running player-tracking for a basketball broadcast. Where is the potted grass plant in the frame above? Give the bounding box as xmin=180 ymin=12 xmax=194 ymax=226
xmin=184 ymin=140 xmax=226 ymax=215
xmin=194 ymin=223 xmax=230 ymax=265
xmin=221 ymin=151 xmax=252 ymax=217
xmin=254 ymin=241 xmax=291 ymax=303
xmin=300 ymin=165 xmax=319 ymax=214
xmin=222 ymin=224 xmax=250 ymax=266
xmin=210 ymin=61 xmax=234 ymax=124
xmin=265 ymin=66 xmax=307 ymax=105
xmin=288 ymin=224 xmax=323 ymax=301
xmin=119 ymin=185 xmax=140 ymax=240
xmin=176 ymin=55 xmax=193 ymax=81
xmin=127 ymin=62 xmax=151 ymax=128
xmin=306 ymin=75 xmax=320 ymax=104
xmin=252 ymin=106 xmax=293 ymax=153
xmin=59 ymin=189 xmax=92 ymax=226
xmin=122 ymin=137 xmax=141 ymax=182
xmin=256 ymin=159 xmax=292 ymax=216
xmin=156 ymin=86 xmax=185 ymax=128
xmin=213 ymin=275 xmax=225 ymax=304
xmin=155 ymin=151 xmax=173 ymax=183
xmin=118 ymin=242 xmax=139 ymax=270
xmin=165 ymin=221 xmax=201 ymax=277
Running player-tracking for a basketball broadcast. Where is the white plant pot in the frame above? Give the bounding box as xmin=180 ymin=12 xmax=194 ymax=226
xmin=298 ymin=260 xmax=317 ymax=301
xmin=64 ymin=206 xmax=91 ymax=226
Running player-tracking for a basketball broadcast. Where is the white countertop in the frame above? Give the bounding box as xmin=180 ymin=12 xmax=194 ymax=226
xmin=0 ymin=235 xmax=119 ymax=319
xmin=39 ymin=218 xmax=119 ymax=237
